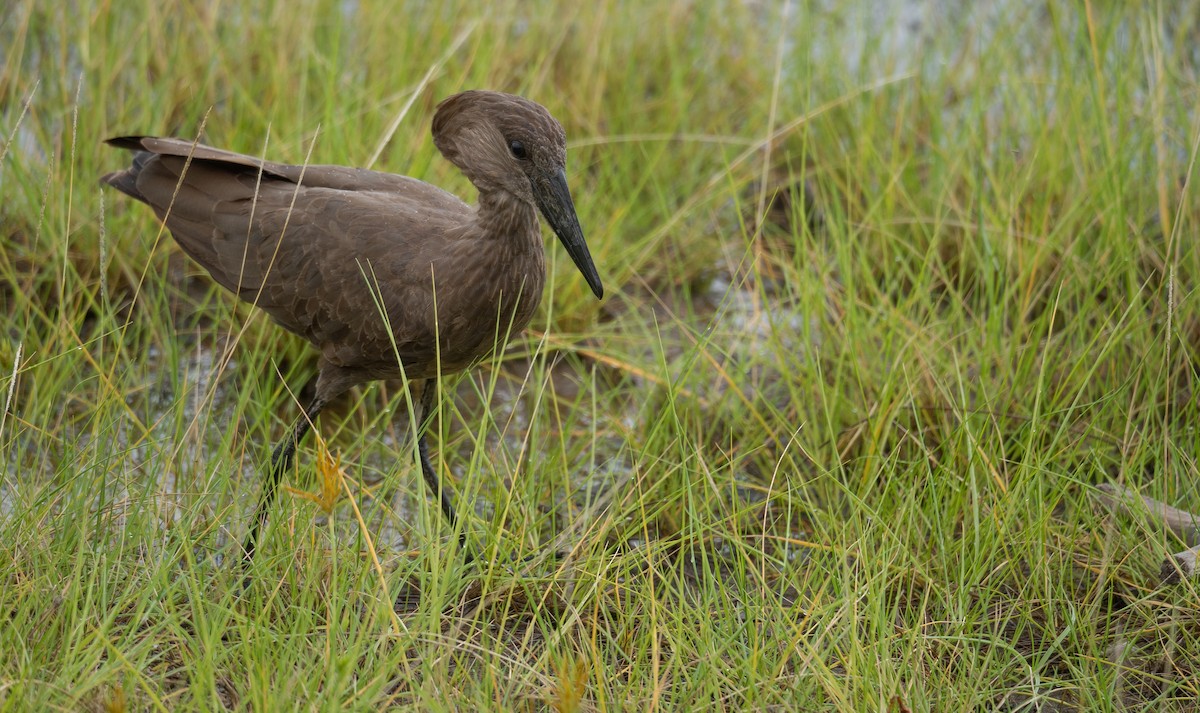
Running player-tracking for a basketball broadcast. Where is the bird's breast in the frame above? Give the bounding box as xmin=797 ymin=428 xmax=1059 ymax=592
xmin=436 ymin=248 xmax=545 ymax=360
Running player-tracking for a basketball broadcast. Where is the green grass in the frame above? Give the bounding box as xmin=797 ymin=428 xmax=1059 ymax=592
xmin=3 ymin=0 xmax=1200 ymax=710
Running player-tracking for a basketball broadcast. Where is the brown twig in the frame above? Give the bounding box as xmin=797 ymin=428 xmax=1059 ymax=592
xmin=1094 ymin=482 xmax=1200 ymax=585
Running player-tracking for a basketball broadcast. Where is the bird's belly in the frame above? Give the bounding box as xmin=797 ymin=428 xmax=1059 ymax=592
xmin=321 ymin=282 xmax=541 ymax=381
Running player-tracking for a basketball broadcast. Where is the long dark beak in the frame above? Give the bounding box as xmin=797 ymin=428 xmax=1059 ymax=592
xmin=534 ymin=168 xmax=604 ymax=299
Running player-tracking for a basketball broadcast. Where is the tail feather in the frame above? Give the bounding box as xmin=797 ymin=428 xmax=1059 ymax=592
xmin=100 ymin=139 xmax=155 ymax=203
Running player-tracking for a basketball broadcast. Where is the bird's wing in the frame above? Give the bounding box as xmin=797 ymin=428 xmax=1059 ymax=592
xmin=110 ymin=138 xmax=469 ymax=362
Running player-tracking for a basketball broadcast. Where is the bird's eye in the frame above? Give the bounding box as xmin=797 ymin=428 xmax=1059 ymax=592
xmin=508 ymin=140 xmax=529 ymax=160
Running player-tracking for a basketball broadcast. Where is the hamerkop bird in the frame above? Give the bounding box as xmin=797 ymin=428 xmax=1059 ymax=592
xmin=101 ymin=90 xmax=604 ymax=567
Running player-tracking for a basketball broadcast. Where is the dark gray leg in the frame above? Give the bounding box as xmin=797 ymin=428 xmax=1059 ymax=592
xmin=416 ymin=380 xmax=469 ymax=553
xmin=242 ymin=396 xmax=327 ymax=566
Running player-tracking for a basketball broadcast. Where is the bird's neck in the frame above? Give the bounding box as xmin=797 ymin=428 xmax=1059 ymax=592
xmin=475 ymin=189 xmax=540 ymax=249
xmin=466 ymin=188 xmax=546 ymax=338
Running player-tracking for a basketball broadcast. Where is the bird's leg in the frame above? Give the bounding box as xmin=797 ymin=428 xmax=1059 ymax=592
xmin=416 ymin=379 xmax=469 ymax=553
xmin=242 ymin=395 xmax=327 ymax=567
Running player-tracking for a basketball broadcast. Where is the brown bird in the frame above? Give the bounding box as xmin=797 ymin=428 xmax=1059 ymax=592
xmin=101 ymin=90 xmax=603 ymax=567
